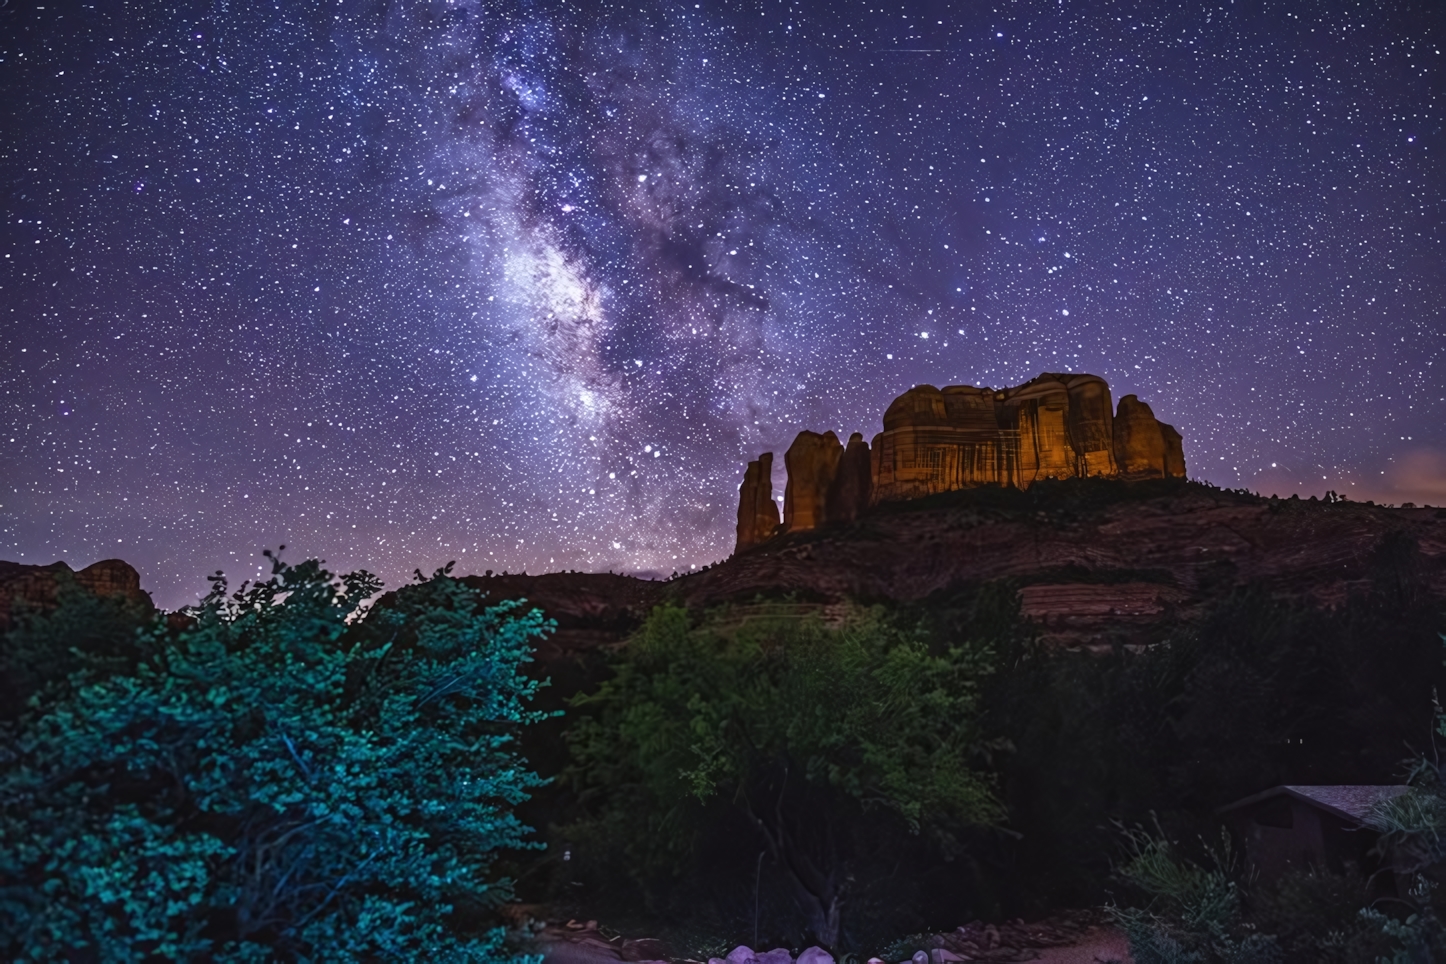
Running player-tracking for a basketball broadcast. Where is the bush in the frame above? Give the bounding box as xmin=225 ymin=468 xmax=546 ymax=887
xmin=1104 ymin=630 xmax=1446 ymax=964
xmin=563 ymin=602 xmax=1003 ymax=950
xmin=1249 ymin=866 xmax=1389 ymax=963
xmin=1107 ymin=820 xmax=1281 ymax=964
xmin=0 ymin=554 xmax=551 ymax=962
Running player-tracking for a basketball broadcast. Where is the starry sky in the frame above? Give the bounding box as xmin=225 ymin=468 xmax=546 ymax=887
xmin=2 ymin=0 xmax=1443 ymax=609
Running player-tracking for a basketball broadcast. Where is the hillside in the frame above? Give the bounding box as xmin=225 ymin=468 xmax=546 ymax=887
xmin=466 ymin=479 xmax=1446 ymax=653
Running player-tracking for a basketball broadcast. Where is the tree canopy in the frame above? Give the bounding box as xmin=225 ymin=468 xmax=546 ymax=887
xmin=564 ymin=603 xmax=1003 ymax=948
xmin=0 ymin=554 xmax=551 ymax=963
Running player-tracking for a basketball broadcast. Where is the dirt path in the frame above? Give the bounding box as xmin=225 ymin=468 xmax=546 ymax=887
xmin=532 ymin=917 xmax=1134 ymax=964
xmin=1031 ymin=930 xmax=1131 ymax=963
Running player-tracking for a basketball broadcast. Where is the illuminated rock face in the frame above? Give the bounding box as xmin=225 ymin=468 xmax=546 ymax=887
xmin=732 ymin=373 xmax=1185 ymax=548
xmin=783 ymin=430 xmax=844 ymax=532
xmin=1114 ymin=394 xmax=1186 ymax=480
xmin=736 ymin=452 xmax=781 ymax=551
xmin=826 ymin=432 xmax=873 ymax=523
xmin=1161 ymin=423 xmax=1187 ymax=480
xmin=870 ymin=373 xmax=1148 ymax=502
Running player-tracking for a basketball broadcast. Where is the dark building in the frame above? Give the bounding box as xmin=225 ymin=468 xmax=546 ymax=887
xmin=1218 ymin=785 xmax=1408 ymax=880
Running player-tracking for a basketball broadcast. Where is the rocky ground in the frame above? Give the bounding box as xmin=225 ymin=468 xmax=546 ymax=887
xmin=527 ymin=911 xmax=1132 ymax=964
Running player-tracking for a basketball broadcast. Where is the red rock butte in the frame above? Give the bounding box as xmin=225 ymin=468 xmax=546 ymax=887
xmin=737 ymin=373 xmax=1185 ymax=551
xmin=0 ymin=558 xmax=153 ymax=630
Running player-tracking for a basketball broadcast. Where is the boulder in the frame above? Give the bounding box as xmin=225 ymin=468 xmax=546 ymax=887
xmin=783 ymin=430 xmax=844 ymax=532
xmin=735 ymin=452 xmax=781 ymax=551
xmin=826 ymin=432 xmax=872 ymax=523
xmin=796 ymin=948 xmax=834 ymax=964
xmin=726 ymin=947 xmax=757 ymax=964
xmin=756 ymin=950 xmax=792 ymax=964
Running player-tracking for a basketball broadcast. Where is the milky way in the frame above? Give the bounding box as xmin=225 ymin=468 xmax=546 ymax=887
xmin=2 ymin=0 xmax=1443 ymax=608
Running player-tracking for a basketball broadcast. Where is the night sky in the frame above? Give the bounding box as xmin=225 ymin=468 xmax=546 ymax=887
xmin=2 ymin=0 xmax=1442 ymax=609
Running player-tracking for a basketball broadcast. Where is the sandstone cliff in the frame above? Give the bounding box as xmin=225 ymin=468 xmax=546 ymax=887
xmin=0 ymin=558 xmax=153 ymax=629
xmin=871 ymin=373 xmax=1154 ymax=502
xmin=735 ymin=373 xmax=1186 ymax=551
xmin=783 ymin=430 xmax=844 ymax=532
xmin=1114 ymin=394 xmax=1185 ymax=480
xmin=826 ymin=432 xmax=873 ymax=523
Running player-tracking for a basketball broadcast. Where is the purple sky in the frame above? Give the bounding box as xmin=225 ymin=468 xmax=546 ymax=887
xmin=3 ymin=0 xmax=1442 ymax=608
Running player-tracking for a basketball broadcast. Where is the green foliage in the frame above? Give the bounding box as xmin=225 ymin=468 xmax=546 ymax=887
xmin=1249 ymin=867 xmax=1389 ymax=963
xmin=0 ymin=554 xmax=552 ymax=962
xmin=1108 ymin=820 xmax=1280 ymax=964
xmin=1370 ymin=671 xmax=1446 ymax=878
xmin=563 ymin=602 xmax=1002 ymax=948
xmin=1359 ymin=907 xmax=1446 ymax=964
xmin=1106 ymin=627 xmax=1446 ymax=964
xmin=1354 ymin=643 xmax=1446 ymax=962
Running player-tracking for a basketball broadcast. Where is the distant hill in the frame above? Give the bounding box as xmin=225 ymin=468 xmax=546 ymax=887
xmin=9 ymin=480 xmax=1441 ymax=654
xmin=465 ymin=479 xmax=1446 ymax=654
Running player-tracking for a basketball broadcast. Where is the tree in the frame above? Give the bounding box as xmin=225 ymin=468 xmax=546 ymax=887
xmin=0 ymin=553 xmax=551 ymax=962
xmin=564 ymin=603 xmax=1002 ymax=948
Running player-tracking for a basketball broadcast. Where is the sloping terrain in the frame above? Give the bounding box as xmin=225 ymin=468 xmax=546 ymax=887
xmin=7 ymin=481 xmax=1439 ymax=654
xmin=466 ymin=480 xmax=1446 ymax=652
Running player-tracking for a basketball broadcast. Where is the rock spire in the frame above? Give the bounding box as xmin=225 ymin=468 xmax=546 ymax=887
xmin=735 ymin=452 xmax=781 ymax=551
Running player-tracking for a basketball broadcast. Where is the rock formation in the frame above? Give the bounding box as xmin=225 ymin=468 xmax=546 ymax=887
xmin=867 ymin=373 xmax=1186 ymax=503
xmin=1161 ymin=422 xmax=1186 ymax=479
xmin=733 ymin=373 xmax=1185 ymax=550
xmin=0 ymin=558 xmax=153 ymax=630
xmin=870 ymin=373 xmax=1129 ymax=501
xmin=783 ymin=430 xmax=844 ymax=532
xmin=736 ymin=452 xmax=781 ymax=551
xmin=1114 ymin=394 xmax=1185 ymax=480
xmin=826 ymin=432 xmax=873 ymax=523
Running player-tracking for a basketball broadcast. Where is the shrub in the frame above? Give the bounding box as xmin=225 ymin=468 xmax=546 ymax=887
xmin=1107 ymin=820 xmax=1280 ymax=964
xmin=1249 ymin=866 xmax=1389 ymax=963
xmin=0 ymin=554 xmax=551 ymax=962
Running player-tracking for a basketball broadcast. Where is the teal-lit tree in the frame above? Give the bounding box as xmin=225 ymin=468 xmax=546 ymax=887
xmin=0 ymin=553 xmax=551 ymax=963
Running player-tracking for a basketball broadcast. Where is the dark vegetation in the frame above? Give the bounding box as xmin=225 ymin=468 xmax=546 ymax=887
xmin=974 ymin=543 xmax=1443 ymax=917
xmin=2 ymin=486 xmax=1444 ymax=960
xmin=532 ymin=524 xmax=1446 ymax=959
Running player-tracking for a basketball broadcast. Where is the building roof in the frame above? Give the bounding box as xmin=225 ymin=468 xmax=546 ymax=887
xmin=1218 ymin=785 xmax=1410 ymax=826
